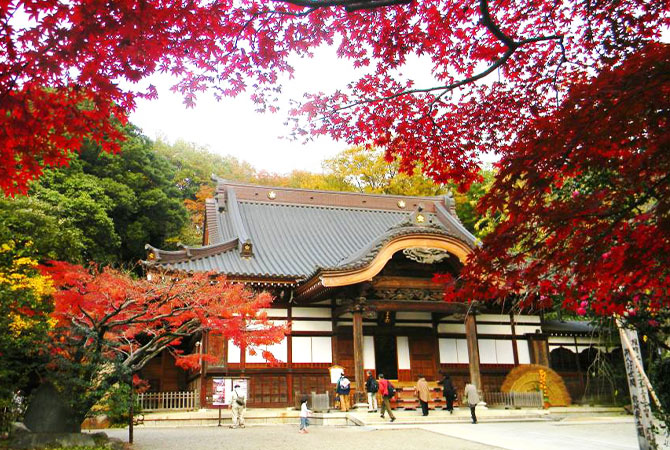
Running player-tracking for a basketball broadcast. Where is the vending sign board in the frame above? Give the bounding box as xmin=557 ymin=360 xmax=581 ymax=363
xmin=212 ymin=378 xmax=249 ymax=406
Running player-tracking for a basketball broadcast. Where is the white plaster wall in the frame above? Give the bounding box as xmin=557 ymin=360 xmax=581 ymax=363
xmin=478 ymin=339 xmax=497 ymax=364
xmin=439 ymin=338 xmax=458 ymax=364
xmin=514 ymin=325 xmax=543 ymax=335
xmin=397 ymin=336 xmax=411 ymax=370
xmin=292 ymin=336 xmax=312 ymax=363
xmin=517 ymin=340 xmax=531 ymax=364
xmin=438 ymin=323 xmax=466 ymax=333
xmin=291 ymin=320 xmax=332 ymax=332
xmin=513 ymin=314 xmax=541 ymax=324
xmin=395 ymin=322 xmax=433 ymax=328
xmin=396 ymin=312 xmax=432 ymax=321
xmin=495 ymin=340 xmax=515 ymax=364
xmin=311 ymin=336 xmax=332 ymax=363
xmin=227 ymin=340 xmax=241 ymax=363
xmin=363 ymin=336 xmax=376 ymax=369
xmin=456 ymin=339 xmax=470 ymax=363
xmin=291 ymin=307 xmax=332 ymax=318
xmin=265 ymin=338 xmax=288 ymax=362
xmin=477 ymin=324 xmax=513 ymax=335
xmin=259 ymin=308 xmax=288 ymax=317
xmin=291 ymin=336 xmax=332 ymax=363
xmin=477 ymin=314 xmax=511 ymax=323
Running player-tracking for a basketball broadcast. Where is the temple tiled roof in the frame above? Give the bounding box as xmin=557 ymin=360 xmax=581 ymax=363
xmin=144 ymin=179 xmax=477 ymax=282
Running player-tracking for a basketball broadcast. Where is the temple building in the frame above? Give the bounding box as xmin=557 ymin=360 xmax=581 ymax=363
xmin=143 ymin=179 xmax=613 ymax=408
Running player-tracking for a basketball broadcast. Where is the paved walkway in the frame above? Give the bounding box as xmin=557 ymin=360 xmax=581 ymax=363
xmin=380 ymin=418 xmax=640 ymax=450
xmin=102 ymin=416 xmax=646 ymax=450
xmin=103 ymin=425 xmax=504 ymax=450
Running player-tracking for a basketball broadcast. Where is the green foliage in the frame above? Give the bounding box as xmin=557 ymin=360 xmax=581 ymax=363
xmin=98 ymin=383 xmax=140 ymax=426
xmin=322 ymin=146 xmax=446 ymax=196
xmin=649 ymin=354 xmax=670 ymax=428
xmin=153 ymin=138 xmax=257 ymax=196
xmin=0 ymin=197 xmax=86 ymax=263
xmin=451 ymin=167 xmax=496 ymax=240
xmin=28 ymin=127 xmax=189 ymax=265
xmin=0 ymin=240 xmax=53 ymax=424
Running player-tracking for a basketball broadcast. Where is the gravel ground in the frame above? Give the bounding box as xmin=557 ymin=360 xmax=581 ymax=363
xmin=103 ymin=425 xmax=503 ymax=450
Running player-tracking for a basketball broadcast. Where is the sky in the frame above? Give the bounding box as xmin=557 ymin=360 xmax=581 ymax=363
xmin=129 ymin=49 xmax=364 ymax=175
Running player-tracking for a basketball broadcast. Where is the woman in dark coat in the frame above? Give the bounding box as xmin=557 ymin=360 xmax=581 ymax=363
xmin=437 ymin=371 xmax=455 ymax=413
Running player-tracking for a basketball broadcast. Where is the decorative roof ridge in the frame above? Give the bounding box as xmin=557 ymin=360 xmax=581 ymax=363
xmin=322 ymin=226 xmax=459 ymax=272
xmin=225 ymin=186 xmax=254 ymax=258
xmin=237 ymin=199 xmax=413 ymax=213
xmin=144 ymin=238 xmax=239 ymax=264
xmin=214 ymin=178 xmax=444 ymax=202
xmin=434 ymin=202 xmax=478 ymax=247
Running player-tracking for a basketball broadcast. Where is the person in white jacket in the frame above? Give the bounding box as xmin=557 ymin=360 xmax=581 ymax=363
xmin=463 ymin=382 xmax=480 ymax=424
xmin=299 ymin=395 xmax=312 ymax=434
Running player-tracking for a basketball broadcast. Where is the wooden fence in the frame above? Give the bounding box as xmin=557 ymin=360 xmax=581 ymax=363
xmin=482 ymin=391 xmax=544 ymax=408
xmin=137 ymin=391 xmax=197 ymax=411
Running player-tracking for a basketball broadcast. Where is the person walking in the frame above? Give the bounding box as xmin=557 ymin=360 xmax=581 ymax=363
xmin=414 ymin=374 xmax=430 ymax=416
xmin=336 ymin=372 xmax=351 ymax=412
xmin=437 ymin=371 xmax=455 ymax=414
xmin=229 ymin=384 xmax=246 ymax=428
xmin=299 ymin=395 xmax=312 ymax=434
xmin=365 ymin=371 xmax=379 ymax=413
xmin=463 ymin=382 xmax=480 ymax=424
xmin=377 ymin=374 xmax=396 ymax=422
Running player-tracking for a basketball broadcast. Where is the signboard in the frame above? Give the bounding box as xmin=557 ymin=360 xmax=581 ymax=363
xmin=328 ymin=365 xmax=344 ymax=384
xmin=617 ymin=323 xmax=657 ymax=450
xmin=212 ymin=377 xmax=249 ymax=406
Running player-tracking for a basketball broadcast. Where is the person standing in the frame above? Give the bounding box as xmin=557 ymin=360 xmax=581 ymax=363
xmin=336 ymin=372 xmax=351 ymax=412
xmin=463 ymin=382 xmax=480 ymax=424
xmin=437 ymin=371 xmax=455 ymax=414
xmin=365 ymin=371 xmax=379 ymax=413
xmin=299 ymin=395 xmax=312 ymax=434
xmin=377 ymin=374 xmax=396 ymax=422
xmin=415 ymin=374 xmax=430 ymax=416
xmin=229 ymin=384 xmax=246 ymax=428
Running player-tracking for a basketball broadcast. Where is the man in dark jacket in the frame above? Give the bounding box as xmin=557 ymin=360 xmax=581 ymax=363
xmin=437 ymin=371 xmax=455 ymax=414
xmin=365 ymin=371 xmax=378 ymax=413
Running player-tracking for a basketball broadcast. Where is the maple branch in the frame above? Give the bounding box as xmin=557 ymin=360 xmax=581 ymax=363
xmin=270 ymin=0 xmax=412 ymax=12
xmin=479 ymin=0 xmax=516 ymax=49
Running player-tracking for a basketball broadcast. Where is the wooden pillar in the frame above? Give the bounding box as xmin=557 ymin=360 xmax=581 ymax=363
xmin=352 ymin=309 xmax=365 ymax=400
xmin=528 ymin=334 xmax=550 ymax=367
xmin=465 ymin=314 xmax=481 ymax=390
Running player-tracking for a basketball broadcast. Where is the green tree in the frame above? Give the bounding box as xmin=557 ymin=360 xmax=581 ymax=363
xmin=0 ymin=197 xmax=86 ymax=263
xmin=30 ymin=128 xmax=190 ymax=265
xmin=322 ymin=146 xmax=446 ymax=197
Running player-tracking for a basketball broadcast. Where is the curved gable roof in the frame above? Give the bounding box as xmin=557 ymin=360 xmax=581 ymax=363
xmin=144 ymin=180 xmax=477 ymax=282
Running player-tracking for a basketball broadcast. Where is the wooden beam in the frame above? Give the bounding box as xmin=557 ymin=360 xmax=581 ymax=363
xmin=367 ymin=299 xmax=468 ymax=314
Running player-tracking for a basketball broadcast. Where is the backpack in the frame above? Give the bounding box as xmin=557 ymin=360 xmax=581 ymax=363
xmin=339 ymin=377 xmax=350 ymax=389
xmin=371 ymin=379 xmax=378 ymax=392
xmin=387 ymin=382 xmax=396 ymax=397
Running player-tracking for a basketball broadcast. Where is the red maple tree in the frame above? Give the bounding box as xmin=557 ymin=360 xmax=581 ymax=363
xmin=437 ymin=44 xmax=670 ymax=344
xmin=4 ymin=1 xmax=668 ymax=329
xmin=4 ymin=0 xmax=665 ymax=195
xmin=41 ymin=261 xmax=284 ymax=424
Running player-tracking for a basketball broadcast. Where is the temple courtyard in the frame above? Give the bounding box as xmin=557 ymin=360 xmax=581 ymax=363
xmin=103 ymin=415 xmax=640 ymax=450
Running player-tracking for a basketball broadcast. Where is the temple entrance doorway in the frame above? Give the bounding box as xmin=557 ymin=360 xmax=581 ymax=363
xmin=374 ymin=335 xmax=398 ymax=380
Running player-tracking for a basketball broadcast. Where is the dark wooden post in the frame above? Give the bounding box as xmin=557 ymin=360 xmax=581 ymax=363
xmin=128 ymin=380 xmax=134 ymax=444
xmin=352 ymin=307 xmax=365 ymax=403
xmin=465 ymin=314 xmax=481 ymax=391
